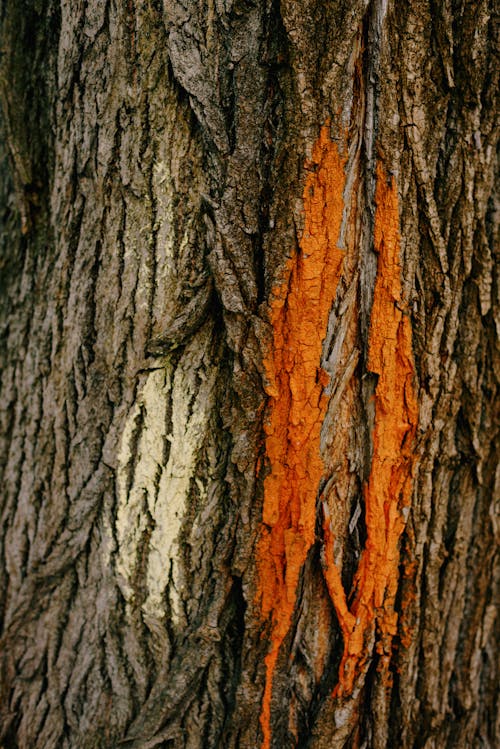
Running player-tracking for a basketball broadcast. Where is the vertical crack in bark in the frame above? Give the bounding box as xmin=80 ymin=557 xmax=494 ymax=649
xmin=256 ymin=124 xmax=347 ymax=749
xmin=359 ymin=0 xmax=387 ymax=346
xmin=357 ymin=0 xmax=389 ymax=510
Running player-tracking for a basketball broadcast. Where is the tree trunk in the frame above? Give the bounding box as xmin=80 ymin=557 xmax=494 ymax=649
xmin=0 ymin=1 xmax=497 ymax=748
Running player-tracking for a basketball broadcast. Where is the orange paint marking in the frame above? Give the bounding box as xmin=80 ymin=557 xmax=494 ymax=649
xmin=322 ymin=163 xmax=418 ymax=696
xmin=256 ymin=124 xmax=347 ymax=748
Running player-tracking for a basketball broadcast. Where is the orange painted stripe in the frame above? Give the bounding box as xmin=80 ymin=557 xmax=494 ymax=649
xmin=256 ymin=124 xmax=347 ymax=748
xmin=323 ymin=163 xmax=418 ymax=696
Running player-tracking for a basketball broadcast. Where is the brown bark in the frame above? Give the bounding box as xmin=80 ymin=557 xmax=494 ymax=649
xmin=0 ymin=1 xmax=498 ymax=748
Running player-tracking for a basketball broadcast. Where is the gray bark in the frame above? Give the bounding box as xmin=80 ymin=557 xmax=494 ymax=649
xmin=0 ymin=1 xmax=498 ymax=748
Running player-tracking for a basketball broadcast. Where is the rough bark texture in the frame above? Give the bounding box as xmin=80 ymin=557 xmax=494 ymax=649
xmin=0 ymin=1 xmax=498 ymax=748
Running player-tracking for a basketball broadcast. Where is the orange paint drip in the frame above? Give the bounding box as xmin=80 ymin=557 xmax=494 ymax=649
xmin=323 ymin=163 xmax=418 ymax=696
xmin=256 ymin=125 xmax=347 ymax=748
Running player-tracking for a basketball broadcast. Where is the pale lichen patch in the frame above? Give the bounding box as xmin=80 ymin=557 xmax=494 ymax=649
xmin=115 ymin=366 xmax=173 ymax=607
xmin=144 ymin=345 xmax=217 ymax=623
xmin=115 ymin=329 xmax=217 ymax=626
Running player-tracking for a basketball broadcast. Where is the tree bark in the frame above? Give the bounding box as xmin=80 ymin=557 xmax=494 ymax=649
xmin=0 ymin=1 xmax=497 ymax=748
